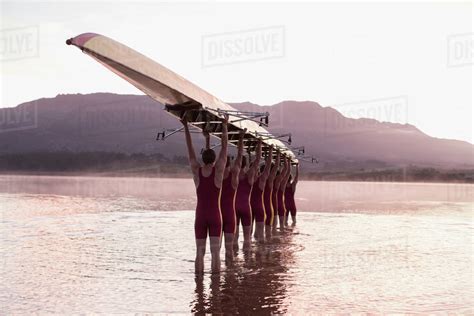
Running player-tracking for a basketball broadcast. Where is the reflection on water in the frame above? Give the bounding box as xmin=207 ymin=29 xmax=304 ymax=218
xmin=191 ymin=230 xmax=297 ymax=314
xmin=0 ymin=175 xmax=473 ymax=313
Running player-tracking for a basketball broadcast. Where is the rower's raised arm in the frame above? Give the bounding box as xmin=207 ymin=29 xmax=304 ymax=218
xmin=274 ymin=150 xmax=284 ymax=189
xmin=232 ymin=128 xmax=246 ymax=188
xmin=260 ymin=145 xmax=273 ymax=184
xmin=203 ymin=131 xmax=210 ymax=150
xmin=181 ymin=115 xmax=199 ymax=174
xmin=234 ymin=128 xmax=246 ymax=171
xmin=254 ymin=138 xmax=262 ymax=167
xmin=215 ymin=114 xmax=229 ymax=179
xmin=292 ymin=162 xmax=299 ymax=192
xmin=248 ymin=138 xmax=262 ymax=184
xmin=282 ymin=156 xmax=291 ymax=188
xmin=269 ymin=149 xmax=280 ymax=182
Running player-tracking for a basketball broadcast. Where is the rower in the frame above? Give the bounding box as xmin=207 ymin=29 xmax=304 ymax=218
xmin=271 ymin=150 xmax=281 ymax=232
xmin=220 ymin=129 xmax=246 ymax=262
xmin=285 ymin=162 xmax=299 ymax=225
xmin=263 ymin=146 xmax=276 ymax=240
xmin=181 ymin=113 xmax=229 ymax=274
xmin=251 ymin=142 xmax=271 ymax=243
xmin=235 ymin=139 xmax=261 ymax=250
xmin=277 ymin=156 xmax=291 ymax=229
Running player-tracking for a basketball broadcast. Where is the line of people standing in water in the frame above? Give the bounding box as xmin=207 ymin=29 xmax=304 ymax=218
xmin=181 ymin=114 xmax=299 ymax=274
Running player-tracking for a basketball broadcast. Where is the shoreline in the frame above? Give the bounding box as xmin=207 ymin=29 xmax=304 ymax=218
xmin=1 ymin=171 xmax=472 ymax=185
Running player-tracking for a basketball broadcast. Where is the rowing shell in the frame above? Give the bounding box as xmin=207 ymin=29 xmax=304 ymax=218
xmin=66 ymin=33 xmax=297 ymax=163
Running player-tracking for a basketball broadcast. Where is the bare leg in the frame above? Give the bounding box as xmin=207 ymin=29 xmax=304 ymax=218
xmin=251 ymin=217 xmax=254 ymax=234
xmin=195 ymin=238 xmax=206 ymax=274
xmin=242 ymin=225 xmax=252 ymax=249
xmin=224 ymin=232 xmax=234 ymax=263
xmin=265 ymin=224 xmax=272 ymax=242
xmin=272 ymin=215 xmax=279 ymax=234
xmin=233 ymin=222 xmax=240 ymax=251
xmin=279 ymin=216 xmax=285 ymax=230
xmin=252 ymin=219 xmax=256 ymax=238
xmin=255 ymin=221 xmax=265 ymax=244
xmin=210 ymin=236 xmax=221 ymax=274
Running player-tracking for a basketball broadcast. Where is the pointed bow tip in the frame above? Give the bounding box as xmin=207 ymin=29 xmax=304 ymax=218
xmin=66 ymin=33 xmax=100 ymax=47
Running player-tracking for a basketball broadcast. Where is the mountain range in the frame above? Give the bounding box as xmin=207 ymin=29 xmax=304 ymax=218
xmin=0 ymin=93 xmax=472 ymax=171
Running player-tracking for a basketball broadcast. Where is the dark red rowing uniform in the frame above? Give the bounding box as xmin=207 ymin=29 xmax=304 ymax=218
xmin=220 ymin=173 xmax=236 ymax=234
xmin=285 ymin=184 xmax=297 ymax=217
xmin=250 ymin=175 xmax=265 ymax=223
xmin=195 ymin=167 xmax=222 ymax=239
xmin=278 ymin=188 xmax=286 ymax=217
xmin=235 ymin=173 xmax=252 ymax=226
xmin=263 ymin=182 xmax=273 ymax=225
xmin=272 ymin=180 xmax=279 ymax=224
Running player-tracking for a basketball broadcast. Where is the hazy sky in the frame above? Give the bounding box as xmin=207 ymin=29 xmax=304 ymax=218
xmin=1 ymin=1 xmax=472 ymax=143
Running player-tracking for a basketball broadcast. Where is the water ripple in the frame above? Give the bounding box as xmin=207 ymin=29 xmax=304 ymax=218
xmin=1 ymin=176 xmax=473 ymax=313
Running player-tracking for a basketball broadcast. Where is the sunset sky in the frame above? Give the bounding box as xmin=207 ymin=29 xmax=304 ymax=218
xmin=1 ymin=1 xmax=472 ymax=143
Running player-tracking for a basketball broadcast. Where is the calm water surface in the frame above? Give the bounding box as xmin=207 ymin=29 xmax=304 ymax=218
xmin=0 ymin=175 xmax=472 ymax=313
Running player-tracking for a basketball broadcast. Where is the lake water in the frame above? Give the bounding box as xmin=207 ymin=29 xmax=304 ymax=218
xmin=0 ymin=175 xmax=472 ymax=313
